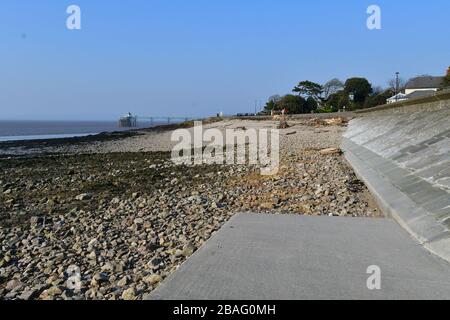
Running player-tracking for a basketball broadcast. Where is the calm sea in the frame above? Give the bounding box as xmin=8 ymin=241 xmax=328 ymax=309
xmin=0 ymin=120 xmax=161 ymax=142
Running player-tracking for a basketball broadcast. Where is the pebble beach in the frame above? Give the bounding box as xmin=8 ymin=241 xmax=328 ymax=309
xmin=0 ymin=117 xmax=381 ymax=300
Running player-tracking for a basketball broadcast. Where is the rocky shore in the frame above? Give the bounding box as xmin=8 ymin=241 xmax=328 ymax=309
xmin=0 ymin=118 xmax=381 ymax=300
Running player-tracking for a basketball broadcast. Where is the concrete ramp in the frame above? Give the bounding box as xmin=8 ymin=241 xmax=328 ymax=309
xmin=146 ymin=214 xmax=450 ymax=300
xmin=343 ymin=91 xmax=450 ymax=262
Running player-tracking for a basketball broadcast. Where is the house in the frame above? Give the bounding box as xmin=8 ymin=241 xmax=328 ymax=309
xmin=386 ymin=93 xmax=408 ymax=104
xmin=404 ymin=75 xmax=444 ymax=95
xmin=405 ymin=90 xmax=438 ymax=99
xmin=387 ymin=69 xmax=447 ymax=104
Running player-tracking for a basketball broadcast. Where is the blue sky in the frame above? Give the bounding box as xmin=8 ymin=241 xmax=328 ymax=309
xmin=0 ymin=0 xmax=449 ymax=120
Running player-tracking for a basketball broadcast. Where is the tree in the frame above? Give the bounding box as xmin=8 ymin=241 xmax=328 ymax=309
xmin=264 ymin=95 xmax=282 ymax=112
xmin=443 ymin=67 xmax=450 ymax=87
xmin=304 ymin=97 xmax=318 ymax=113
xmin=387 ymin=77 xmax=406 ymax=92
xmin=444 ymin=76 xmax=450 ymax=88
xmin=365 ymin=89 xmax=394 ymax=108
xmin=372 ymin=86 xmax=384 ymax=95
xmin=264 ymin=94 xmax=310 ymax=114
xmin=264 ymin=100 xmax=277 ymax=112
xmin=277 ymin=95 xmax=307 ymax=114
xmin=268 ymin=95 xmax=281 ymax=103
xmin=293 ymin=81 xmax=323 ymax=102
xmin=344 ymin=78 xmax=373 ymax=107
xmin=323 ymin=90 xmax=350 ymax=111
xmin=324 ymin=91 xmax=343 ymax=112
xmin=322 ymin=78 xmax=344 ymax=100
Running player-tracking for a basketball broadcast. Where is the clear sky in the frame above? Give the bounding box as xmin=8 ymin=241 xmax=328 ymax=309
xmin=0 ymin=0 xmax=449 ymax=120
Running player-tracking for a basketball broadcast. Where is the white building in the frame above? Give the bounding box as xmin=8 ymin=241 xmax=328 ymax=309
xmin=404 ymin=76 xmax=444 ymax=95
xmin=386 ymin=93 xmax=408 ymax=104
xmin=387 ymin=73 xmax=445 ymax=104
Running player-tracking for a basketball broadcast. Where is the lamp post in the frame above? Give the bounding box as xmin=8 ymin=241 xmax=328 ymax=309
xmin=395 ymin=72 xmax=400 ymax=102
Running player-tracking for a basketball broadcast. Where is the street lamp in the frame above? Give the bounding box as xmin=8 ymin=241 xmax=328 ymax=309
xmin=395 ymin=72 xmax=400 ymax=102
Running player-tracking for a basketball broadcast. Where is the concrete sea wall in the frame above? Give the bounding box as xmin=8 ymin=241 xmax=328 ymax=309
xmin=342 ymin=91 xmax=450 ymax=262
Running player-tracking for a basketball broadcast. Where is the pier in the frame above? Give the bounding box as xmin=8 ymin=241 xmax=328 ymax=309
xmin=118 ymin=113 xmax=194 ymax=128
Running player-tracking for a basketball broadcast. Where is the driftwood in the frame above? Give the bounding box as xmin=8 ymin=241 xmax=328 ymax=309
xmin=277 ymin=114 xmax=290 ymax=129
xmin=319 ymin=147 xmax=342 ymax=155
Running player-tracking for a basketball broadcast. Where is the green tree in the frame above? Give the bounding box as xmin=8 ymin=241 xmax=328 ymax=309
xmin=277 ymin=95 xmax=307 ymax=114
xmin=322 ymin=78 xmax=344 ymax=100
xmin=268 ymin=95 xmax=282 ymax=103
xmin=338 ymin=92 xmax=350 ymax=110
xmin=364 ymin=89 xmax=394 ymax=108
xmin=304 ymin=97 xmax=318 ymax=113
xmin=264 ymin=95 xmax=282 ymax=112
xmin=293 ymin=81 xmax=323 ymax=102
xmin=324 ymin=91 xmax=345 ymax=112
xmin=444 ymin=76 xmax=450 ymax=87
xmin=443 ymin=67 xmax=450 ymax=87
xmin=264 ymin=94 xmax=310 ymax=114
xmin=264 ymin=100 xmax=277 ymax=112
xmin=344 ymin=78 xmax=373 ymax=108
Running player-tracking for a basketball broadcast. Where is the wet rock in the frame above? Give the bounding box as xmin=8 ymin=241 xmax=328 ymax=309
xmin=6 ymin=279 xmax=24 ymax=291
xmin=39 ymin=286 xmax=63 ymax=300
xmin=182 ymin=243 xmax=196 ymax=257
xmin=101 ymin=262 xmax=114 ymax=273
xmin=142 ymin=274 xmax=162 ymax=286
xmin=149 ymin=257 xmax=163 ymax=268
xmin=18 ymin=289 xmax=40 ymax=300
xmin=91 ymin=273 xmax=109 ymax=286
xmin=116 ymin=276 xmax=130 ymax=287
xmin=87 ymin=251 xmax=97 ymax=260
xmin=75 ymin=193 xmax=92 ymax=201
xmin=121 ymin=287 xmax=136 ymax=300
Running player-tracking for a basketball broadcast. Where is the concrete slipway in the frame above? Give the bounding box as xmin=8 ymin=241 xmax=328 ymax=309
xmin=147 ymin=91 xmax=450 ymax=300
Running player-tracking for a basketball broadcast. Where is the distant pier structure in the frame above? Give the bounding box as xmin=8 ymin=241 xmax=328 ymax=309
xmin=118 ymin=112 xmax=194 ymax=128
xmin=118 ymin=112 xmax=137 ymax=128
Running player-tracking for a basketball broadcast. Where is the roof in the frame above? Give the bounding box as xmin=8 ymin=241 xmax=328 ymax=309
xmin=387 ymin=93 xmax=408 ymax=101
xmin=386 ymin=90 xmax=437 ymax=103
xmin=406 ymin=90 xmax=436 ymax=99
xmin=405 ymin=76 xmax=444 ymax=89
